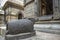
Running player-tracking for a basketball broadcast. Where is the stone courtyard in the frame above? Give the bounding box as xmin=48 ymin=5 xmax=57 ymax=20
xmin=0 ymin=31 xmax=60 ymax=40
xmin=20 ymin=31 xmax=60 ymax=40
xmin=0 ymin=0 xmax=60 ymax=40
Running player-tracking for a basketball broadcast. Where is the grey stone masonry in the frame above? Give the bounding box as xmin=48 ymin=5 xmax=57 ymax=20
xmin=53 ymin=0 xmax=60 ymax=19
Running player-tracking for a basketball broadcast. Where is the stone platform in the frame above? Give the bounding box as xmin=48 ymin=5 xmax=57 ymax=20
xmin=0 ymin=31 xmax=60 ymax=40
xmin=20 ymin=31 xmax=60 ymax=40
xmin=5 ymin=31 xmax=35 ymax=40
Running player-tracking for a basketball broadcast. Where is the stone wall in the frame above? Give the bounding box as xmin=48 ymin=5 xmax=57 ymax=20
xmin=24 ymin=2 xmax=36 ymax=18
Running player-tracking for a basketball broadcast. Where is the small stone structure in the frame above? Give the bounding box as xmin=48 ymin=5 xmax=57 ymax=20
xmin=6 ymin=19 xmax=34 ymax=34
xmin=5 ymin=19 xmax=35 ymax=40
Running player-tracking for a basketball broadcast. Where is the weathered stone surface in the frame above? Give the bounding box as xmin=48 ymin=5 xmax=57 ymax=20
xmin=53 ymin=0 xmax=60 ymax=19
xmin=11 ymin=31 xmax=60 ymax=40
xmin=5 ymin=31 xmax=35 ymax=40
xmin=7 ymin=19 xmax=34 ymax=34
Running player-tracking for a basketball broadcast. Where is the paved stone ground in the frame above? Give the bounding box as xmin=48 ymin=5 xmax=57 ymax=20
xmin=0 ymin=31 xmax=60 ymax=40
xmin=20 ymin=31 xmax=60 ymax=40
xmin=0 ymin=36 xmax=4 ymax=40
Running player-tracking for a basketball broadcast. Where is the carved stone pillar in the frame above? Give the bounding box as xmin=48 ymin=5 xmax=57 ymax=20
xmin=53 ymin=0 xmax=60 ymax=19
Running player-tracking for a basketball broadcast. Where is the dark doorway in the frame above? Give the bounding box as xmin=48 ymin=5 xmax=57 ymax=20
xmin=41 ymin=0 xmax=53 ymax=16
xmin=46 ymin=0 xmax=53 ymax=15
xmin=18 ymin=13 xmax=22 ymax=19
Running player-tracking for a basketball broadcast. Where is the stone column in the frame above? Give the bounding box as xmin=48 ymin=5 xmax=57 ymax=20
xmin=34 ymin=0 xmax=41 ymax=17
xmin=53 ymin=0 xmax=60 ymax=19
xmin=4 ymin=10 xmax=7 ymax=24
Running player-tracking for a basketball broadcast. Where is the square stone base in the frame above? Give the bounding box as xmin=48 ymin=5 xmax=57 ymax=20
xmin=5 ymin=31 xmax=36 ymax=40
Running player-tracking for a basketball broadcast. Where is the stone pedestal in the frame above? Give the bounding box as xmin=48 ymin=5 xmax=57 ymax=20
xmin=5 ymin=31 xmax=35 ymax=40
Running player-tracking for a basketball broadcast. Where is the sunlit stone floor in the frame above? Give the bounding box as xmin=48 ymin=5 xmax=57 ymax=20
xmin=20 ymin=31 xmax=60 ymax=40
xmin=0 ymin=31 xmax=60 ymax=40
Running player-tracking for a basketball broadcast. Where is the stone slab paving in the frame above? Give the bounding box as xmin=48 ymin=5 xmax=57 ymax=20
xmin=0 ymin=31 xmax=60 ymax=40
xmin=0 ymin=36 xmax=5 ymax=40
xmin=19 ymin=31 xmax=60 ymax=40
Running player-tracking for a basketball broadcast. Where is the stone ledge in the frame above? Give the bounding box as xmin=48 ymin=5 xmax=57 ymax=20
xmin=5 ymin=31 xmax=36 ymax=40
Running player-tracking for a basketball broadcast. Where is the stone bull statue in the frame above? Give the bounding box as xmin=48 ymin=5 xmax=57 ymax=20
xmin=6 ymin=19 xmax=34 ymax=35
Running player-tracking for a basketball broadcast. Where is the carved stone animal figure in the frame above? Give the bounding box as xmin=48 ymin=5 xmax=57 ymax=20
xmin=7 ymin=19 xmax=34 ymax=35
